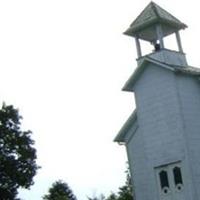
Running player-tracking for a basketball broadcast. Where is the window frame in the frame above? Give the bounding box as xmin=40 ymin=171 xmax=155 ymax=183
xmin=155 ymin=161 xmax=184 ymax=196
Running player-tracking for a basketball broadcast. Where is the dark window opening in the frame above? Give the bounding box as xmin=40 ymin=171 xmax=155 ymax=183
xmin=173 ymin=167 xmax=183 ymax=186
xmin=159 ymin=170 xmax=169 ymax=189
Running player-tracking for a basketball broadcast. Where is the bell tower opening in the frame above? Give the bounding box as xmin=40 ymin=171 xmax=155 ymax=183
xmin=124 ymin=2 xmax=187 ymax=60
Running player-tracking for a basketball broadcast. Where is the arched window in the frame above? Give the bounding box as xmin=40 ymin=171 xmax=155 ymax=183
xmin=173 ymin=166 xmax=183 ymax=191
xmin=156 ymin=162 xmax=184 ymax=195
xmin=159 ymin=170 xmax=169 ymax=193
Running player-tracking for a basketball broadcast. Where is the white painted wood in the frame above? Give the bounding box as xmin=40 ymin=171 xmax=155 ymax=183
xmin=135 ymin=36 xmax=142 ymax=58
xmin=175 ymin=32 xmax=183 ymax=53
xmin=155 ymin=162 xmax=185 ymax=200
xmin=124 ymin=64 xmax=197 ymax=200
xmin=117 ymin=4 xmax=199 ymax=200
xmin=137 ymin=49 xmax=188 ymax=66
xmin=156 ymin=25 xmax=165 ymax=48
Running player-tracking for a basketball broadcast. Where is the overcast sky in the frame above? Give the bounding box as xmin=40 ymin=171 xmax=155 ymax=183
xmin=0 ymin=0 xmax=200 ymax=199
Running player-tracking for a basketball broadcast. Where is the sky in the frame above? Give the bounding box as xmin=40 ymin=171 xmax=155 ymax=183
xmin=0 ymin=0 xmax=200 ymax=199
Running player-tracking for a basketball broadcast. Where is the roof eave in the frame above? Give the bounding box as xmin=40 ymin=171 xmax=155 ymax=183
xmin=124 ymin=19 xmax=187 ymax=38
xmin=114 ymin=110 xmax=137 ymax=143
xmin=122 ymin=57 xmax=177 ymax=92
xmin=123 ymin=19 xmax=157 ymax=37
xmin=160 ymin=18 xmax=188 ymax=30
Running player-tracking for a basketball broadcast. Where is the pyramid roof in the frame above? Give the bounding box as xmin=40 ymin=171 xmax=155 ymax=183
xmin=124 ymin=2 xmax=187 ymax=40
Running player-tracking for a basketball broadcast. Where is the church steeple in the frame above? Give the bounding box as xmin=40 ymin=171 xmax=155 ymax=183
xmin=115 ymin=3 xmax=200 ymax=200
xmin=124 ymin=2 xmax=187 ymax=58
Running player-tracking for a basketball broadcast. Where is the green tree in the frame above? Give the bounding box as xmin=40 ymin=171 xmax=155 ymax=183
xmin=87 ymin=163 xmax=134 ymax=200
xmin=105 ymin=163 xmax=134 ymax=200
xmin=87 ymin=194 xmax=105 ymax=200
xmin=43 ymin=180 xmax=77 ymax=200
xmin=117 ymin=185 xmax=133 ymax=200
xmin=106 ymin=193 xmax=118 ymax=200
xmin=117 ymin=165 xmax=133 ymax=200
xmin=0 ymin=103 xmax=39 ymax=199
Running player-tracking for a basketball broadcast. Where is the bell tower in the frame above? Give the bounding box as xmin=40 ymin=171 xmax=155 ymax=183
xmin=115 ymin=2 xmax=200 ymax=200
xmin=125 ymin=2 xmax=187 ymax=66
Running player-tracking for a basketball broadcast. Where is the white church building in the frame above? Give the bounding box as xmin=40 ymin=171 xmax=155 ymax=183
xmin=114 ymin=2 xmax=200 ymax=200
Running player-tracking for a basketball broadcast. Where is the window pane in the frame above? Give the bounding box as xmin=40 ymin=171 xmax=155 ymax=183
xmin=159 ymin=170 xmax=169 ymax=189
xmin=173 ymin=167 xmax=183 ymax=185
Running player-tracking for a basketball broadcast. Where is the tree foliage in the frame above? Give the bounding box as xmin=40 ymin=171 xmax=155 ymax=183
xmin=43 ymin=180 xmax=77 ymax=200
xmin=88 ymin=163 xmax=134 ymax=200
xmin=87 ymin=194 xmax=106 ymax=200
xmin=0 ymin=103 xmax=39 ymax=199
xmin=117 ymin=166 xmax=133 ymax=200
xmin=106 ymin=193 xmax=118 ymax=200
xmin=106 ymin=166 xmax=133 ymax=200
